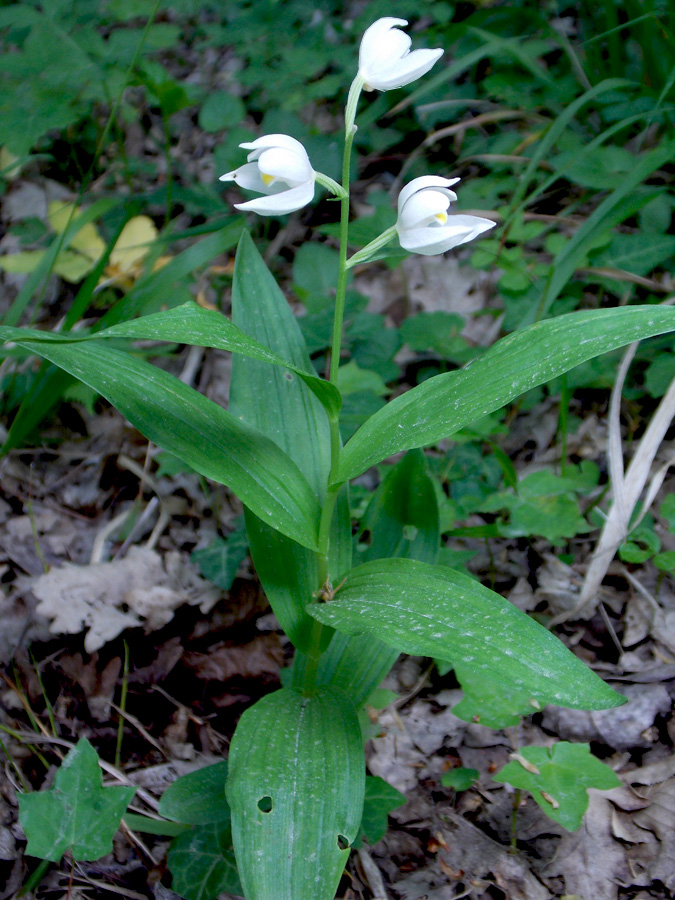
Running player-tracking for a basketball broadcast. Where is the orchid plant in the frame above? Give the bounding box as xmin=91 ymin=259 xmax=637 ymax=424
xmin=8 ymin=17 xmax=675 ymax=900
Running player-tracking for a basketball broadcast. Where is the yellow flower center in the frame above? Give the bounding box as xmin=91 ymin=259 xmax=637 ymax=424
xmin=435 ymin=212 xmax=448 ymax=224
xmin=261 ymin=171 xmax=275 ymax=187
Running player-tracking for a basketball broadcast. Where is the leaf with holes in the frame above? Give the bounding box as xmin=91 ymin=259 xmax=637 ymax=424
xmin=494 ymin=742 xmax=621 ymax=830
xmin=226 ymin=687 xmax=364 ymax=900
xmin=308 ymin=558 xmax=624 ymax=728
xmin=18 ymin=738 xmax=135 ymax=862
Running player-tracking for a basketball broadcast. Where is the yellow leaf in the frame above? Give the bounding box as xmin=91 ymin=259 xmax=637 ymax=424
xmin=0 ymin=146 xmax=21 ymax=180
xmin=48 ymin=201 xmax=106 ymax=263
xmin=0 ymin=250 xmax=46 ymax=274
xmin=109 ymin=216 xmax=157 ymax=272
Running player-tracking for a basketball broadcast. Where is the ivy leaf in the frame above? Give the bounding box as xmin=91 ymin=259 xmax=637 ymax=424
xmin=168 ymin=822 xmax=242 ymax=900
xmin=359 ymin=776 xmax=406 ymax=845
xmin=494 ymin=742 xmax=621 ymax=830
xmin=18 ymin=738 xmax=136 ymax=862
xmin=191 ymin=525 xmax=249 ymax=592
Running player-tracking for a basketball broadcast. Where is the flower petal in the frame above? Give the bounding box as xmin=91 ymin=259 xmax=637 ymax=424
xmin=398 ymin=176 xmax=460 ymax=214
xmin=220 ymin=162 xmax=266 ymax=192
xmin=256 ymin=147 xmax=313 ymax=185
xmin=366 ymin=48 xmax=444 ymax=91
xmin=234 ymin=179 xmax=316 ymax=216
xmin=239 ymin=134 xmax=309 ymax=157
xmin=398 ymin=215 xmax=495 ymax=255
xmin=359 ymin=18 xmax=408 ymax=71
xmin=358 ymin=18 xmax=442 ymax=91
xmin=399 ymin=188 xmax=454 ymax=230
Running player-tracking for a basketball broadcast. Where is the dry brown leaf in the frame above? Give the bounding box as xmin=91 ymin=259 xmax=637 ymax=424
xmin=33 ymin=547 xmax=220 ymax=652
xmin=542 ymin=791 xmax=629 ymax=900
xmin=543 ymin=683 xmax=671 ymax=750
xmin=185 ymin=633 xmax=283 ymax=682
xmin=58 ymin=654 xmax=122 ymax=721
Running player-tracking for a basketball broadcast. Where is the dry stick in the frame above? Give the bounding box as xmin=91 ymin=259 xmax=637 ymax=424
xmin=551 ymin=298 xmax=675 ymax=625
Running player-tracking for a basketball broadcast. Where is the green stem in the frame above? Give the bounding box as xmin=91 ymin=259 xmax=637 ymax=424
xmin=302 ymin=76 xmax=363 ymax=696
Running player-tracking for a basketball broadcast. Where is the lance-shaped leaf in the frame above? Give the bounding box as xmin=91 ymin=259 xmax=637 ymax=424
xmin=99 ymin=301 xmax=340 ymax=420
xmin=229 ymin=231 xmax=332 ymax=650
xmin=308 ymin=558 xmax=623 ymax=728
xmin=337 ymin=306 xmax=675 ymax=483
xmin=226 ymin=688 xmax=364 ymax=900
xmin=18 ymin=738 xmax=135 ymax=862
xmin=2 ymin=333 xmax=320 ymax=551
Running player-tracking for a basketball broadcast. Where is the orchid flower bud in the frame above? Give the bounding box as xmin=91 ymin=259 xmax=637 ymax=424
xmin=396 ymin=176 xmax=495 ymax=256
xmin=219 ymin=134 xmax=315 ymax=216
xmin=358 ymin=18 xmax=443 ymax=92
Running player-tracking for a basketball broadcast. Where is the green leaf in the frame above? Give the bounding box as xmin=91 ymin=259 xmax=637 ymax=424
xmin=199 ymin=91 xmax=245 ymax=132
xmin=539 ymin=141 xmax=675 ymax=316
xmin=100 ymin=301 xmax=340 ymax=420
xmin=360 ymin=776 xmax=406 ymax=846
xmin=590 ymin=232 xmax=675 ymax=278
xmin=337 ymin=306 xmax=675 ymax=484
xmin=159 ymin=761 xmax=230 ymax=826
xmin=441 ymin=768 xmax=479 ymax=791
xmin=358 ymin=449 xmax=440 ymax=565
xmin=494 ymin=742 xmax=621 ymax=831
xmin=313 ymin=450 xmax=440 ymax=707
xmin=18 ymin=738 xmax=135 ymax=862
xmin=308 ymin=559 xmax=624 ymax=728
xmin=226 ymin=688 xmax=365 ymax=900
xmin=2 ymin=333 xmax=320 ymax=552
xmin=168 ymin=822 xmax=242 ymax=900
xmin=191 ymin=529 xmax=249 ymax=592
xmin=229 ymin=230 xmax=332 ymax=652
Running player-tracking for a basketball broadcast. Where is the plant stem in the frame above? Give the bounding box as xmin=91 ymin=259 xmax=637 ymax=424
xmin=303 ymin=77 xmax=363 ymax=696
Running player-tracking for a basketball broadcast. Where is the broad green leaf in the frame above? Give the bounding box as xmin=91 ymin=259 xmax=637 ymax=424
xmin=18 ymin=738 xmax=135 ymax=862
xmin=358 ymin=449 xmax=440 ymax=565
xmin=2 ymin=333 xmax=320 ymax=551
xmin=100 ymin=301 xmax=340 ymax=419
xmin=494 ymin=742 xmax=621 ymax=830
xmin=230 ymin=231 xmax=332 ymax=651
xmin=308 ymin=559 xmax=624 ymax=728
xmin=230 ymin=231 xmax=331 ymax=499
xmin=337 ymin=306 xmax=675 ymax=484
xmin=168 ymin=822 xmax=242 ymax=900
xmin=360 ymin=776 xmax=406 ymax=846
xmin=226 ymin=688 xmax=365 ymax=900
xmin=159 ymin=761 xmax=230 ymax=826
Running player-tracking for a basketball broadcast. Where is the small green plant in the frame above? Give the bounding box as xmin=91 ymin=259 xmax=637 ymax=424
xmin=9 ymin=14 xmax=675 ymax=900
xmin=494 ymin=742 xmax=621 ymax=832
xmin=18 ymin=738 xmax=136 ymax=863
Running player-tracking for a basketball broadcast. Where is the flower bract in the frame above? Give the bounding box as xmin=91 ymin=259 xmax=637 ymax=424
xmin=358 ymin=18 xmax=443 ymax=91
xmin=396 ymin=176 xmax=496 ymax=256
xmin=219 ymin=134 xmax=315 ymax=215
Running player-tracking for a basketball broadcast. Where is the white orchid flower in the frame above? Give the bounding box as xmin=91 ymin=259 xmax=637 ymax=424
xmin=358 ymin=18 xmax=443 ymax=92
xmin=396 ymin=176 xmax=495 ymax=256
xmin=219 ymin=134 xmax=316 ymax=216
